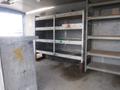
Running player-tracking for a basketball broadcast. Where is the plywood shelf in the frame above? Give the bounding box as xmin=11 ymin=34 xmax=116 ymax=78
xmin=55 ymin=40 xmax=82 ymax=45
xmin=55 ymin=26 xmax=83 ymax=30
xmin=36 ymin=50 xmax=54 ymax=55
xmin=35 ymin=27 xmax=53 ymax=31
xmin=88 ymin=35 xmax=120 ymax=40
xmin=36 ymin=39 xmax=53 ymax=43
xmin=55 ymin=52 xmax=82 ymax=61
xmin=88 ymin=50 xmax=120 ymax=59
xmin=88 ymin=15 xmax=120 ymax=20
xmin=35 ymin=15 xmax=54 ymax=21
xmin=87 ymin=62 xmax=120 ymax=75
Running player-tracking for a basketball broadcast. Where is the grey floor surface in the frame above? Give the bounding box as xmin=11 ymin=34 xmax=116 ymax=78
xmin=36 ymin=59 xmax=120 ymax=90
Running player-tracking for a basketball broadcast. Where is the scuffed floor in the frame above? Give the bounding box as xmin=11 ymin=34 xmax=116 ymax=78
xmin=36 ymin=59 xmax=120 ymax=90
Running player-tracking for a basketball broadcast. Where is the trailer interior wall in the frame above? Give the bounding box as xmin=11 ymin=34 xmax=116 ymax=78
xmin=24 ymin=1 xmax=85 ymax=36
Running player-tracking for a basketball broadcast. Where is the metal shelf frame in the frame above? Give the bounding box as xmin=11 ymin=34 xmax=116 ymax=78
xmin=35 ymin=10 xmax=85 ymax=63
xmin=86 ymin=0 xmax=120 ymax=75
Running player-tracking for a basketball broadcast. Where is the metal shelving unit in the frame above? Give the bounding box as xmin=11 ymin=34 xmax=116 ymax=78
xmin=86 ymin=0 xmax=120 ymax=75
xmin=35 ymin=10 xmax=85 ymax=64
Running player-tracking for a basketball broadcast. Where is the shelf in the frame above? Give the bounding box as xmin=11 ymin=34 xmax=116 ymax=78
xmin=35 ymin=27 xmax=53 ymax=31
xmin=88 ymin=15 xmax=120 ymax=20
xmin=88 ymin=50 xmax=120 ymax=59
xmin=88 ymin=35 xmax=120 ymax=40
xmin=35 ymin=15 xmax=54 ymax=21
xmin=87 ymin=62 xmax=120 ymax=75
xmin=55 ymin=40 xmax=82 ymax=45
xmin=55 ymin=26 xmax=83 ymax=30
xmin=36 ymin=50 xmax=54 ymax=55
xmin=55 ymin=10 xmax=83 ymax=18
xmin=36 ymin=39 xmax=53 ymax=43
xmin=55 ymin=50 xmax=81 ymax=56
xmin=36 ymin=39 xmax=82 ymax=45
xmin=55 ymin=53 xmax=82 ymax=61
xmin=88 ymin=0 xmax=120 ymax=7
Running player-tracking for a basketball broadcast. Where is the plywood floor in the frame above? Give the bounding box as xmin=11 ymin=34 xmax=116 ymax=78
xmin=36 ymin=59 xmax=120 ymax=90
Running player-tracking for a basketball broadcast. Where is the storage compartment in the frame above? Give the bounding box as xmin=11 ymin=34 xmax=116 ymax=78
xmin=55 ymin=15 xmax=83 ymax=29
xmin=35 ymin=19 xmax=53 ymax=27
xmin=55 ymin=44 xmax=82 ymax=56
xmin=36 ymin=42 xmax=53 ymax=52
xmin=36 ymin=31 xmax=53 ymax=39
xmin=55 ymin=30 xmax=82 ymax=40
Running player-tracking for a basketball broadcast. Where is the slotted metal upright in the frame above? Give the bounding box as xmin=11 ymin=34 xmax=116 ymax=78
xmin=35 ymin=10 xmax=85 ymax=70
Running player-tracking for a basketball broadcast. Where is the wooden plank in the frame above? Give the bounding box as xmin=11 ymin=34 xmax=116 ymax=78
xmin=87 ymin=62 xmax=120 ymax=75
xmin=88 ymin=35 xmax=120 ymax=40
xmin=88 ymin=49 xmax=120 ymax=59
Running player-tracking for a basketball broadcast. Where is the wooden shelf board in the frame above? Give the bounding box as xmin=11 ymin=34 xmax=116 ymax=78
xmin=35 ymin=27 xmax=53 ymax=31
xmin=88 ymin=49 xmax=120 ymax=59
xmin=87 ymin=62 xmax=120 ymax=75
xmin=55 ymin=26 xmax=83 ymax=30
xmin=88 ymin=15 xmax=120 ymax=20
xmin=88 ymin=35 xmax=120 ymax=40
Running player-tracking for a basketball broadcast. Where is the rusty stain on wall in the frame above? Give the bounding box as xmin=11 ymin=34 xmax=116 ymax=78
xmin=14 ymin=48 xmax=24 ymax=61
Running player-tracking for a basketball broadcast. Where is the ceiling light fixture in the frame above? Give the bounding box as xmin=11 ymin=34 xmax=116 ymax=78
xmin=26 ymin=6 xmax=55 ymax=15
xmin=36 ymin=0 xmax=41 ymax=2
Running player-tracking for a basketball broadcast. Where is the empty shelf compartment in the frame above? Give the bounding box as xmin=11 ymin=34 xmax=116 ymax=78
xmin=36 ymin=31 xmax=53 ymax=39
xmin=36 ymin=42 xmax=53 ymax=52
xmin=87 ymin=61 xmax=120 ymax=75
xmin=35 ymin=19 xmax=53 ymax=27
xmin=55 ymin=30 xmax=82 ymax=41
xmin=88 ymin=50 xmax=120 ymax=59
xmin=55 ymin=50 xmax=81 ymax=56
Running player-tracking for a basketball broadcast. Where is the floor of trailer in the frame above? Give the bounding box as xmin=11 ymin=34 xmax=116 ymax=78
xmin=36 ymin=59 xmax=120 ymax=90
